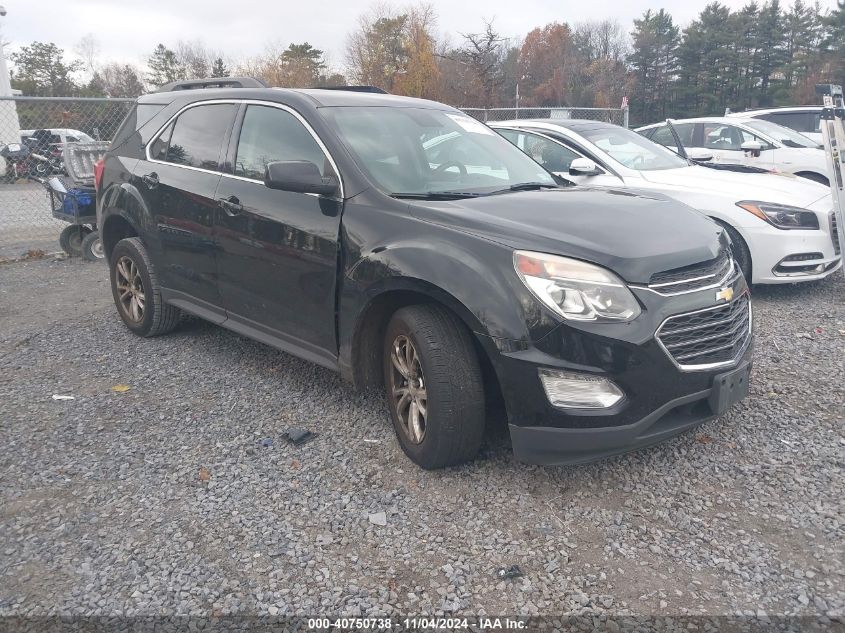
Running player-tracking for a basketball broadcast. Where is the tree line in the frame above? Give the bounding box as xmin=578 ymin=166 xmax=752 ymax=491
xmin=7 ymin=0 xmax=845 ymax=125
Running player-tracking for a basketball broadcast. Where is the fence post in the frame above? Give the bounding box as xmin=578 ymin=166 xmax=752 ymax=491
xmin=483 ymin=109 xmax=488 ymax=123
xmin=623 ymin=105 xmax=630 ymax=129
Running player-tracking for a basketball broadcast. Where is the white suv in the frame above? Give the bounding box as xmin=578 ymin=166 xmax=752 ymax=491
xmin=726 ymin=107 xmax=823 ymax=144
xmin=637 ymin=116 xmax=828 ymax=185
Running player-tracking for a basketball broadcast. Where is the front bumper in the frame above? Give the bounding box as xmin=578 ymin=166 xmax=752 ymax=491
xmin=741 ymin=217 xmax=842 ymax=284
xmin=481 ymin=273 xmax=754 ymax=466
xmin=510 ymin=361 xmax=751 ymax=465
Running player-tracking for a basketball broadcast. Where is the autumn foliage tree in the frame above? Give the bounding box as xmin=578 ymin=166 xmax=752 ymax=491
xmin=393 ymin=5 xmax=440 ymax=98
xmin=520 ymin=23 xmax=575 ymax=106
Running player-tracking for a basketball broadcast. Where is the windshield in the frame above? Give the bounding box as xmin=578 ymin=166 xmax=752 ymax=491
xmin=743 ymin=119 xmax=819 ymax=148
xmin=321 ymin=107 xmax=555 ymax=196
xmin=578 ymin=125 xmax=689 ymax=171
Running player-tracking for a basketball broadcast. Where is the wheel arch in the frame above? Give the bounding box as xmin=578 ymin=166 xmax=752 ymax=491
xmin=794 ymin=171 xmax=829 ymax=186
xmin=101 ymin=212 xmax=141 ymax=261
xmin=709 ymin=216 xmax=753 ymax=280
xmin=342 ymin=280 xmax=502 ymax=397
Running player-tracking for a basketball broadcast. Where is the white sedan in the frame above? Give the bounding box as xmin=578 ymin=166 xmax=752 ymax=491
xmin=636 ymin=116 xmax=829 ymax=185
xmin=490 ymin=119 xmax=841 ymax=285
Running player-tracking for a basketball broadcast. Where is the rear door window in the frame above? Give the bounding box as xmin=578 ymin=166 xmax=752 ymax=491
xmin=764 ymin=112 xmax=811 ymax=133
xmin=162 ymin=104 xmax=237 ymax=170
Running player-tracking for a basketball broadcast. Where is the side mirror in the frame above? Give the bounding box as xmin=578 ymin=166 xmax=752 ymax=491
xmin=264 ymin=160 xmax=338 ymax=196
xmin=686 ymin=147 xmax=714 ymax=162
xmin=741 ymin=140 xmax=763 ymax=156
xmin=569 ymin=157 xmax=603 ymax=176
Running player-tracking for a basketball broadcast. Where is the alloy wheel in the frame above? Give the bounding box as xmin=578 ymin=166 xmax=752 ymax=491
xmin=389 ymin=334 xmax=427 ymax=444
xmin=115 ymin=255 xmax=146 ymax=323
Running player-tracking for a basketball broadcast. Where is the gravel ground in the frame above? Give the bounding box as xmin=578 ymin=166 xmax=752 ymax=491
xmin=0 ymin=257 xmax=843 ymax=627
xmin=0 ymin=182 xmax=65 ymax=260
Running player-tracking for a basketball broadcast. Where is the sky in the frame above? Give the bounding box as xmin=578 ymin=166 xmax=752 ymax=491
xmin=1 ymin=0 xmax=841 ymax=73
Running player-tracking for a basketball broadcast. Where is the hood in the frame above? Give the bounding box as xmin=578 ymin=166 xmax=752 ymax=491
xmin=409 ymin=187 xmax=725 ymax=284
xmin=639 ymin=165 xmax=831 ymax=209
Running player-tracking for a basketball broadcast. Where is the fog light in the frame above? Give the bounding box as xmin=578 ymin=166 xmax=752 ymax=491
xmin=538 ymin=369 xmax=624 ymax=409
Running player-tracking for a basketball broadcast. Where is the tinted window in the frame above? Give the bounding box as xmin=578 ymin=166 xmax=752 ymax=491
xmin=235 ymin=105 xmax=332 ymax=181
xmin=164 ymin=104 xmax=236 ymax=170
xmin=764 ymin=112 xmax=811 ymax=133
xmin=497 ymin=129 xmax=582 ymax=172
xmin=150 ymin=121 xmax=174 ymax=161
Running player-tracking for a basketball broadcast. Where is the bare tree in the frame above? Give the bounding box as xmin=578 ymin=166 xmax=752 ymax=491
xmin=74 ymin=33 xmax=100 ymax=78
xmin=574 ymin=20 xmax=629 ymax=62
xmin=456 ymin=19 xmax=507 ymax=106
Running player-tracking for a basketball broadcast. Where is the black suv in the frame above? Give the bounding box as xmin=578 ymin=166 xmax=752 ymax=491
xmin=97 ymin=78 xmax=753 ymax=469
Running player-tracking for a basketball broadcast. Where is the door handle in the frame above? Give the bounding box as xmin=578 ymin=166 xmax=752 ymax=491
xmin=218 ymin=195 xmax=243 ymax=216
xmin=141 ymin=172 xmax=159 ymax=189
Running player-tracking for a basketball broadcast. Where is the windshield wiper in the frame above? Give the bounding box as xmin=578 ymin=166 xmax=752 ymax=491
xmin=489 ymin=182 xmax=560 ymax=195
xmin=390 ymin=191 xmax=483 ymax=200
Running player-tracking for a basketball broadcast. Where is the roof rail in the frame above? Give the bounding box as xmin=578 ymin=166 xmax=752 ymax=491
xmin=312 ymin=85 xmax=388 ymax=94
xmin=155 ymin=77 xmax=269 ymax=93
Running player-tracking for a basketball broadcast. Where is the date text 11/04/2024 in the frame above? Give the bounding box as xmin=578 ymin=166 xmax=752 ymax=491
xmin=307 ymin=617 xmax=527 ymax=630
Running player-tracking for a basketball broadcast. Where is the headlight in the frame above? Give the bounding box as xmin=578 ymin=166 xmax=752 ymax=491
xmin=513 ymin=251 xmax=641 ymax=322
xmin=736 ymin=201 xmax=820 ymax=230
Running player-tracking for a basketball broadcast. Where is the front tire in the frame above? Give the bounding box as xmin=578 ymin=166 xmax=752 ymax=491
xmin=109 ymin=237 xmax=182 ymax=337
xmin=383 ymin=305 xmax=485 ymax=469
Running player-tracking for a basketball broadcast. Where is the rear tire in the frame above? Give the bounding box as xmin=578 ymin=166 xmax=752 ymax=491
xmin=59 ymin=225 xmax=91 ymax=257
xmin=109 ymin=237 xmax=182 ymax=337
xmin=383 ymin=304 xmax=485 ymax=469
xmin=81 ymin=231 xmax=105 ymax=261
xmin=721 ymin=223 xmax=752 ymax=283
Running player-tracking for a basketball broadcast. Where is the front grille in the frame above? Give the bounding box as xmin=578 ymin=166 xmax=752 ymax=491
xmin=831 ymin=211 xmax=842 ymax=256
xmin=648 ymin=248 xmax=733 ymax=294
xmin=656 ymin=294 xmax=751 ymax=370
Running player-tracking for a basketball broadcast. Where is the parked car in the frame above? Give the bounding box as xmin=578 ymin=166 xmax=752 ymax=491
xmin=636 ymin=116 xmax=829 ymax=185
xmin=20 ymin=128 xmax=96 ymax=146
xmin=98 ymin=78 xmax=753 ymax=469
xmin=726 ymin=106 xmax=824 ymax=144
xmin=491 ymin=119 xmax=841 ymax=284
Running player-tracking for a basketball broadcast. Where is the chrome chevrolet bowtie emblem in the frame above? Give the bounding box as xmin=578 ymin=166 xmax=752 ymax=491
xmin=716 ymin=287 xmax=734 ymax=303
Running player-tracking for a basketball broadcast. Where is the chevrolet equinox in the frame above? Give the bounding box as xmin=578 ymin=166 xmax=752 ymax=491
xmin=96 ymin=78 xmax=753 ymax=469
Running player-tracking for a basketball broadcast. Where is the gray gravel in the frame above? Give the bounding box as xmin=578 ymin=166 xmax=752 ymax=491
xmin=0 ymin=182 xmax=65 ymax=260
xmin=1 ymin=257 xmax=843 ymax=624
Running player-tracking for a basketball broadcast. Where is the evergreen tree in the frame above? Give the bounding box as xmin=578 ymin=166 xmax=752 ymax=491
xmin=211 ymin=57 xmax=230 ymax=78
xmin=675 ymin=3 xmax=735 ymax=116
xmin=629 ymin=9 xmax=679 ymax=124
xmin=824 ymin=0 xmax=845 ymax=86
xmin=9 ymin=42 xmax=81 ymax=96
xmin=147 ymin=44 xmax=185 ymax=87
xmin=753 ymin=0 xmax=788 ymax=106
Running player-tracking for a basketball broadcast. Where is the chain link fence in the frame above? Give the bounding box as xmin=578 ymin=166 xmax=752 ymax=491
xmin=0 ymin=97 xmax=628 ymax=259
xmin=461 ymin=106 xmax=629 ymax=127
xmin=0 ymin=96 xmax=134 ymax=260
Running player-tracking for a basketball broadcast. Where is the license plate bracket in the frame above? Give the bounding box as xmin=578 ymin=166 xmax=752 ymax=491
xmin=709 ymin=362 xmax=751 ymax=415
